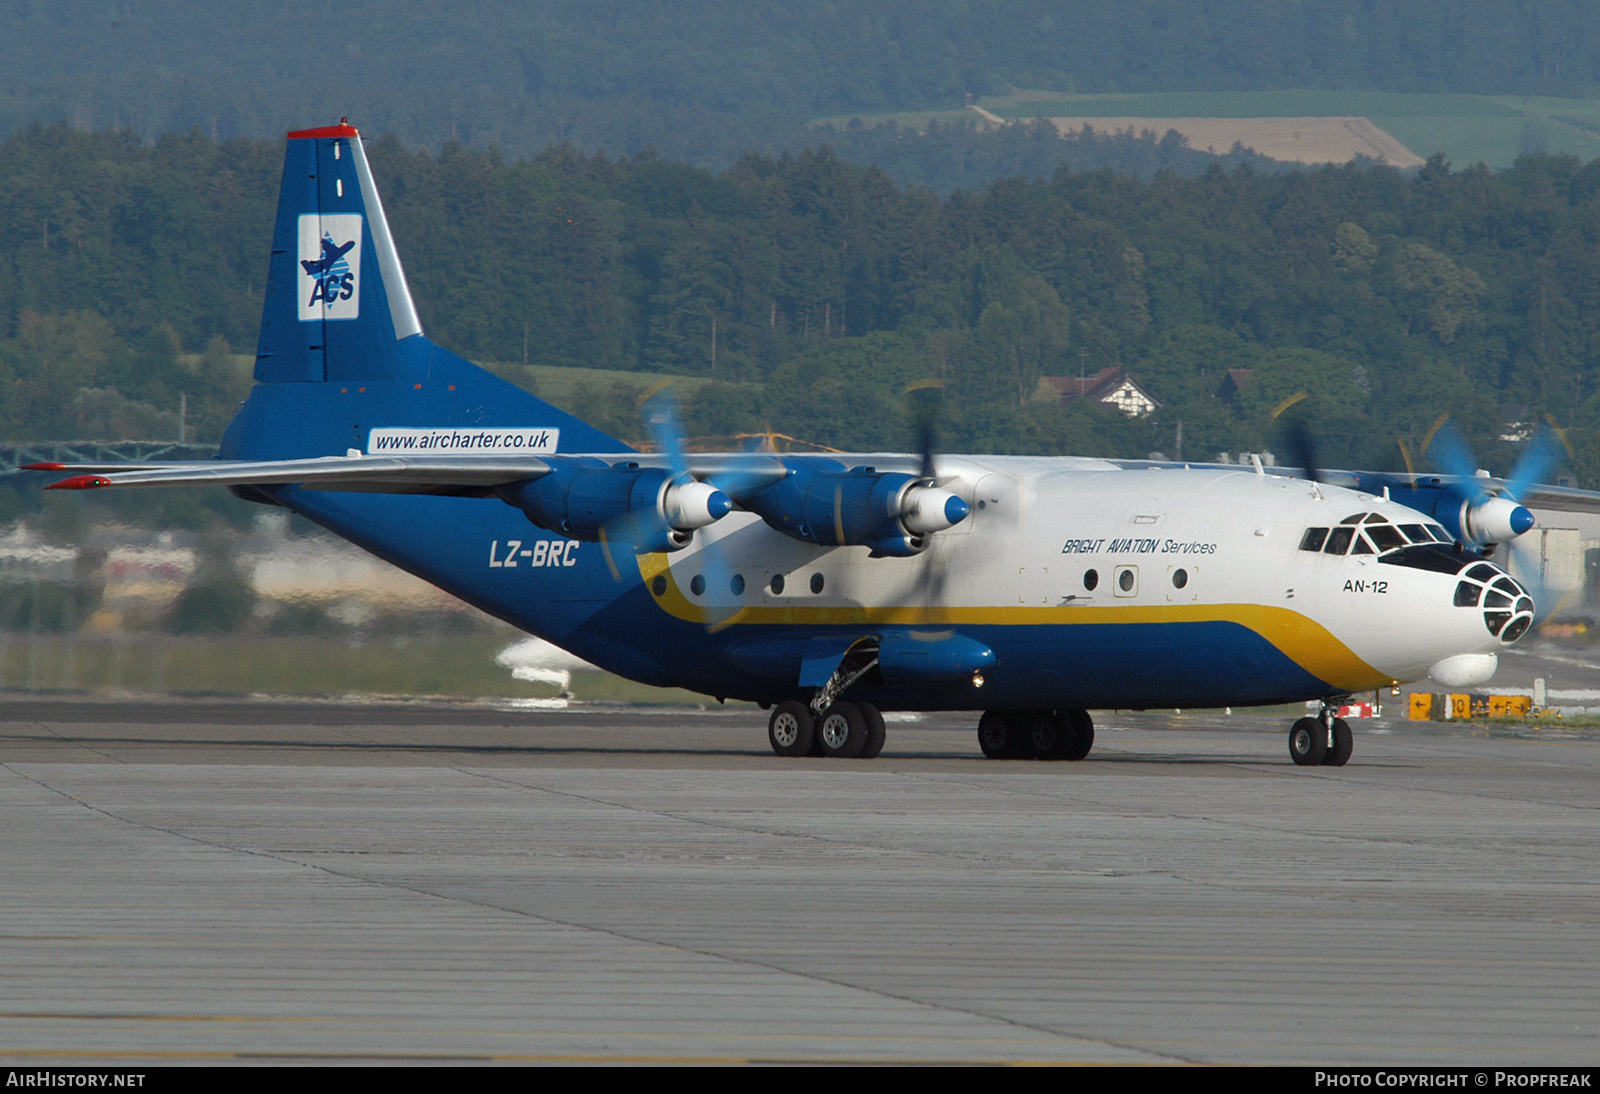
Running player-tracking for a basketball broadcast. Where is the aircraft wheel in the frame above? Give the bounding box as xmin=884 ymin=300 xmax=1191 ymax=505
xmin=857 ymin=704 xmax=887 ymax=759
xmin=1029 ymin=710 xmax=1074 ymax=760
xmin=1063 ymin=709 xmax=1094 ymax=761
xmin=978 ymin=710 xmax=1022 ymax=759
xmin=817 ymin=702 xmax=868 ymax=758
xmin=1322 ymin=718 xmax=1353 ymax=767
xmin=768 ymin=701 xmax=815 ymax=758
xmin=1288 ymin=717 xmax=1328 ymax=766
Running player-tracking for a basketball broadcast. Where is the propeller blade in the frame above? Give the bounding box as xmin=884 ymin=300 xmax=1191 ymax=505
xmin=640 ymin=383 xmax=691 ymax=482
xmin=1504 ymin=419 xmax=1572 ymax=501
xmin=1397 ymin=437 xmax=1418 ymax=487
xmin=906 ymin=379 xmax=944 ymax=482
xmin=903 ymin=379 xmax=959 ymax=625
xmin=1421 ymin=416 xmax=1490 ymax=502
xmin=1270 ymin=392 xmax=1322 ymax=483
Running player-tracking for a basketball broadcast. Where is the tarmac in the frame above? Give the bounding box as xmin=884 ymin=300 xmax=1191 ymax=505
xmin=0 ymin=663 xmax=1597 ymax=1065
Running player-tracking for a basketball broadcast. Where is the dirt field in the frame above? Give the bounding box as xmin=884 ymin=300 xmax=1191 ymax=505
xmin=1046 ymin=115 xmax=1425 ymax=167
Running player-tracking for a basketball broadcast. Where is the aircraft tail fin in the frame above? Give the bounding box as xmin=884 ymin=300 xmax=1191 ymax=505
xmin=227 ymin=120 xmax=626 ymax=459
xmin=255 ymin=120 xmax=422 ymax=385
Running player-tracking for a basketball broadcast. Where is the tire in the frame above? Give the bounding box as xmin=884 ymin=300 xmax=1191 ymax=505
xmin=978 ymin=710 xmax=1017 ymax=759
xmin=1289 ymin=717 xmax=1328 ymax=766
xmin=857 ymin=704 xmax=887 ymax=759
xmin=768 ymin=700 xmax=815 ymax=758
xmin=1030 ymin=711 xmax=1073 ymax=760
xmin=817 ymin=701 xmax=868 ymax=758
xmin=1323 ymin=717 xmax=1353 ymax=767
xmin=1063 ymin=709 xmax=1094 ymax=761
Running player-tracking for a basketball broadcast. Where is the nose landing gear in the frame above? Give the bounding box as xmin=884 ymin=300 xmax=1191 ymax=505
xmin=1289 ymin=702 xmax=1353 ymax=767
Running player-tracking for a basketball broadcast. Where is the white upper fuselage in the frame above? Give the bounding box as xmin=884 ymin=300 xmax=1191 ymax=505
xmin=650 ymin=455 xmax=1519 ymax=694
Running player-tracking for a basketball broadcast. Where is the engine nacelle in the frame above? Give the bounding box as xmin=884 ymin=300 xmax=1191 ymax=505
xmin=1461 ymin=495 xmax=1534 ymax=546
xmin=498 ymin=459 xmax=731 ymax=553
xmin=1388 ymin=483 xmax=1535 ymax=549
xmin=742 ymin=465 xmax=969 ymax=557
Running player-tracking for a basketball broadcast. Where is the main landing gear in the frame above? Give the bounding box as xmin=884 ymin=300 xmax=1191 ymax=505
xmin=765 ymin=702 xmax=1094 ymax=762
xmin=1288 ymin=703 xmax=1353 ymax=767
xmin=767 ymin=699 xmax=886 ymax=759
xmin=977 ymin=709 xmax=1094 ymax=761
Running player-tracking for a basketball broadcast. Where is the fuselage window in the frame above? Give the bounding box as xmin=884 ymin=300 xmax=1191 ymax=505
xmin=730 ymin=573 xmax=745 ymax=595
xmin=1117 ymin=567 xmax=1136 ymax=593
xmin=1324 ymin=527 xmax=1354 ymax=554
xmin=810 ymin=572 xmax=825 ymax=594
xmin=1084 ymin=569 xmax=1099 ymax=591
xmin=1454 ymin=581 xmax=1481 ymax=607
xmin=770 ymin=573 xmax=786 ymax=595
xmin=690 ymin=574 xmax=706 ymax=596
xmin=1299 ymin=528 xmax=1329 ymax=551
xmin=1172 ymin=568 xmax=1189 ymax=589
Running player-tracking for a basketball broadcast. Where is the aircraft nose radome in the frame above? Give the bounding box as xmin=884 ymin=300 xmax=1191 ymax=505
xmin=945 ymin=495 xmax=970 ymax=525
xmin=1511 ymin=505 xmax=1534 ymax=537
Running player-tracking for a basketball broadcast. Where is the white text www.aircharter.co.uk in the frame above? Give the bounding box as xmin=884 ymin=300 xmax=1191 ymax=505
xmin=367 ymin=428 xmax=560 ymax=455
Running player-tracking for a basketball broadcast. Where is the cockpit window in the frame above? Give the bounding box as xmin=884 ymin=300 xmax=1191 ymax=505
xmin=1467 ymin=563 xmax=1499 ymax=582
xmin=1324 ymin=527 xmax=1355 ymax=554
xmin=1399 ymin=524 xmax=1429 ymax=543
xmin=1367 ymin=525 xmax=1407 ymax=551
xmin=1426 ymin=523 xmax=1452 ymax=542
xmin=1363 ymin=513 xmax=1389 ymax=524
xmin=1350 ymin=534 xmax=1375 ymax=555
xmin=1338 ymin=514 xmax=1364 ymax=525
xmin=1299 ymin=528 xmax=1329 ymax=552
xmin=1378 ymin=544 xmax=1472 ymax=574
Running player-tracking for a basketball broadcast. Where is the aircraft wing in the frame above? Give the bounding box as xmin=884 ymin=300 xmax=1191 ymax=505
xmin=1109 ymin=457 xmax=1600 ymax=522
xmin=1504 ymin=482 xmax=1600 ymax=514
xmin=28 ymin=454 xmax=555 ymax=496
xmin=27 ymin=451 xmax=796 ymax=499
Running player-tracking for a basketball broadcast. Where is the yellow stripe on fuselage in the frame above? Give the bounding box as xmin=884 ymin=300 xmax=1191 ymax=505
xmin=635 ymin=554 xmax=1388 ymax=693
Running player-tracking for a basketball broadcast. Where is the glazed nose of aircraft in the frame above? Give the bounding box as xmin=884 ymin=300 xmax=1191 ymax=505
xmin=1452 ymin=562 xmax=1536 ymax=644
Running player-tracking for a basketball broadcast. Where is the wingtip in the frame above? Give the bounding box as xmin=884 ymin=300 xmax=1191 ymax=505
xmin=46 ymin=475 xmax=111 ymax=491
xmin=21 ymin=462 xmax=65 ymax=471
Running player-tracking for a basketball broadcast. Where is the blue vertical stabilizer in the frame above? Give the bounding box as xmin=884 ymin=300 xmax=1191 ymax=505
xmin=228 ymin=120 xmax=627 ymax=460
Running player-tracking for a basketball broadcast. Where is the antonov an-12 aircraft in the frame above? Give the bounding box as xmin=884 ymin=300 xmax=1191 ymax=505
xmin=30 ymin=120 xmax=1600 ymax=766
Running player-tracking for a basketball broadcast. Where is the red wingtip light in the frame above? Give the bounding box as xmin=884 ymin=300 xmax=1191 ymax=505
xmin=46 ymin=475 xmax=112 ymax=491
xmin=21 ymin=462 xmax=66 ymax=471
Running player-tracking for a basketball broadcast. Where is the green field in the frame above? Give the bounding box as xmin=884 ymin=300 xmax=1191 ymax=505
xmin=827 ymin=90 xmax=1600 ymax=170
xmin=0 ymin=632 xmax=723 ymax=705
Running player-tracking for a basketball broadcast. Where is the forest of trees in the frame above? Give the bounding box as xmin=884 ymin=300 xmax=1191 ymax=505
xmin=6 ymin=123 xmax=1600 ymax=491
xmin=5 ymin=2 xmax=1600 ymax=172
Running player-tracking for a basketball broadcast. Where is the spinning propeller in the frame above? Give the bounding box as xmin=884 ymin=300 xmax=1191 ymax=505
xmin=1419 ymin=415 xmax=1565 ymax=550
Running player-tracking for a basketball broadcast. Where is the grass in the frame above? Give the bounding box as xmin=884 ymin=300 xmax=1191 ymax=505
xmin=815 ymin=89 xmax=1600 ymax=171
xmin=0 ymin=632 xmax=723 ymax=705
